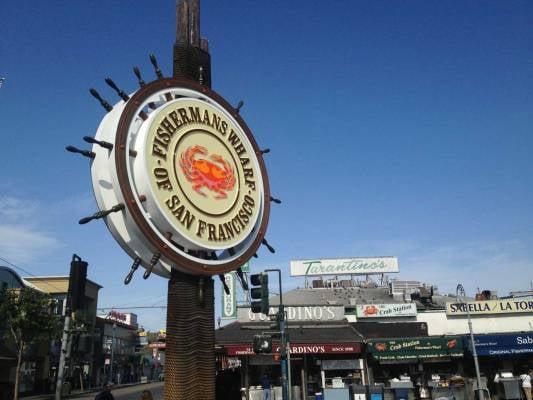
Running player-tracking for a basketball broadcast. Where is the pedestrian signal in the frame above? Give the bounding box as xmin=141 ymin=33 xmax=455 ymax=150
xmin=253 ymin=334 xmax=272 ymax=354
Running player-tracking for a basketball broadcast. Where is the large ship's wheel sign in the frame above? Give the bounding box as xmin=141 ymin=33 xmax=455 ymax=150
xmin=67 ymin=56 xmax=279 ymax=282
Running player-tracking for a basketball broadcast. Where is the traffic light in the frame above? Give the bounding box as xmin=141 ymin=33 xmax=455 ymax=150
xmin=250 ymin=272 xmax=269 ymax=315
xmin=253 ymin=334 xmax=272 ymax=354
xmin=68 ymin=254 xmax=88 ymax=312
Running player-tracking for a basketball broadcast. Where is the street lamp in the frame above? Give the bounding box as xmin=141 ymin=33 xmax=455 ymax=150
xmin=456 ymin=284 xmax=484 ymax=400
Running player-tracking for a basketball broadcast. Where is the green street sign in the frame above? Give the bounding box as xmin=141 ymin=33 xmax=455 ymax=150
xmin=240 ymin=262 xmax=250 ymax=273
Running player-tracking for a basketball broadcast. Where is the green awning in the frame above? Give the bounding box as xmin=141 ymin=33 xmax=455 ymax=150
xmin=368 ymin=337 xmax=463 ymax=361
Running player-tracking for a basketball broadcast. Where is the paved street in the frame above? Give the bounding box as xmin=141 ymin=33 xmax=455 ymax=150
xmin=75 ymin=382 xmax=164 ymax=400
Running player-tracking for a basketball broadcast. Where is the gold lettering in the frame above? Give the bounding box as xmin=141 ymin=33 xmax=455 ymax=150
xmin=172 ymin=204 xmax=185 ymax=220
xmin=152 ymin=143 xmax=167 ymax=160
xmin=156 ymin=126 xmax=172 ymax=143
xmin=161 ymin=117 xmax=176 ymax=134
xmin=189 ymin=107 xmax=201 ymax=123
xmin=197 ymin=220 xmax=207 ymax=238
xmin=202 ymin=109 xmax=211 ymax=125
xmin=218 ymin=224 xmax=227 ymax=241
xmin=223 ymin=222 xmax=234 ymax=239
xmin=165 ymin=195 xmax=180 ymax=210
xmin=168 ymin=111 xmax=183 ymax=129
xmin=211 ymin=114 xmax=221 ymax=132
xmin=182 ymin=210 xmax=195 ymax=230
xmin=178 ymin=108 xmax=190 ymax=124
xmin=227 ymin=130 xmax=240 ymax=147
xmin=234 ymin=143 xmax=246 ymax=157
xmin=208 ymin=224 xmax=217 ymax=241
xmin=153 ymin=168 xmax=172 ymax=190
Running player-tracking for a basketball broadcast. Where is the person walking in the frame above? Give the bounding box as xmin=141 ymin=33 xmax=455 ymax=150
xmin=140 ymin=389 xmax=154 ymax=400
xmin=95 ymin=382 xmax=114 ymax=400
xmin=520 ymin=371 xmax=532 ymax=400
xmin=260 ymin=373 xmax=271 ymax=400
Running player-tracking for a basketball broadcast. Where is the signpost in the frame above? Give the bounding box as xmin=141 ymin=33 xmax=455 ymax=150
xmin=68 ymin=2 xmax=276 ymax=399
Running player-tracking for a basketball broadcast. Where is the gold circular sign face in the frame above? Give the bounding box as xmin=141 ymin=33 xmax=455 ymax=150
xmin=144 ymin=99 xmax=263 ymax=250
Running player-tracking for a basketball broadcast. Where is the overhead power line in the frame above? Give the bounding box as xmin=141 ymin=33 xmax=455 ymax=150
xmin=0 ymin=255 xmax=71 ymax=295
xmin=97 ymin=306 xmax=168 ymax=311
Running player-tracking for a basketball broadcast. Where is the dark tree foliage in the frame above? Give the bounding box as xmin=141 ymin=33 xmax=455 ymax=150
xmin=0 ymin=287 xmax=61 ymax=400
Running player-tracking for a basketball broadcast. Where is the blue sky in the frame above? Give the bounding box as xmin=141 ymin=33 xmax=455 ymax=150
xmin=1 ymin=1 xmax=532 ymax=330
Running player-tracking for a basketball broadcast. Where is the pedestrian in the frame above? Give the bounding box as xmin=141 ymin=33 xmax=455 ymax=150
xmin=520 ymin=371 xmax=532 ymax=400
xmin=260 ymin=373 xmax=271 ymax=400
xmin=140 ymin=390 xmax=154 ymax=400
xmin=95 ymin=382 xmax=114 ymax=400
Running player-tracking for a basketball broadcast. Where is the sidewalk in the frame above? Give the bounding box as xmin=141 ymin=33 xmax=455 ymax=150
xmin=21 ymin=381 xmax=157 ymax=400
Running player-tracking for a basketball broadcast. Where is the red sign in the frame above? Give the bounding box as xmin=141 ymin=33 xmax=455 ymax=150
xmin=108 ymin=310 xmax=127 ymax=322
xmin=148 ymin=342 xmax=166 ymax=349
xmin=225 ymin=342 xmax=362 ymax=356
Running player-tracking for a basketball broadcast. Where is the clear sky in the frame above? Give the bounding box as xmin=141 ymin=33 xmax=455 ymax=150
xmin=1 ymin=1 xmax=532 ymax=330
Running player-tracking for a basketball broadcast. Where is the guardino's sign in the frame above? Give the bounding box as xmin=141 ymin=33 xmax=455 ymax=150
xmin=226 ymin=343 xmax=362 ymax=356
xmin=290 ymin=257 xmax=399 ymax=276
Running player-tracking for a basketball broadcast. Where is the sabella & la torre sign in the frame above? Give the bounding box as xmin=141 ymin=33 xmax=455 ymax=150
xmin=290 ymin=257 xmax=399 ymax=277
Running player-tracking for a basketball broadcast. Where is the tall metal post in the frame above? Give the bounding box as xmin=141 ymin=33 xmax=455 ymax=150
xmin=164 ymin=3 xmax=216 ymax=399
xmin=266 ymin=269 xmax=290 ymax=400
xmin=55 ymin=308 xmax=71 ymax=400
xmin=456 ymin=284 xmax=484 ymax=400
xmin=286 ymin=308 xmax=292 ymax=400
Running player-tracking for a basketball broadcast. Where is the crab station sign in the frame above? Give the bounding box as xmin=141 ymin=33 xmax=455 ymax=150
xmin=89 ymin=79 xmax=270 ymax=277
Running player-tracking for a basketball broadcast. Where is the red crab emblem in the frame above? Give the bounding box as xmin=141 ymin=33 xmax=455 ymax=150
xmin=375 ymin=343 xmax=387 ymax=352
xmin=363 ymin=305 xmax=379 ymax=316
xmin=179 ymin=145 xmax=236 ymax=199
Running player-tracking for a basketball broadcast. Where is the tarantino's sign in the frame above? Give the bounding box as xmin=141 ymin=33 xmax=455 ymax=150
xmin=356 ymin=303 xmax=417 ymax=318
xmin=290 ymin=257 xmax=399 ymax=276
xmin=225 ymin=342 xmax=362 ymax=356
xmin=143 ymin=99 xmax=262 ymax=249
xmin=446 ymin=298 xmax=533 ymax=316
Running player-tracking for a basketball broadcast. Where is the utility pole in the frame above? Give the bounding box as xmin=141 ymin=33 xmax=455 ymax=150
xmin=265 ymin=269 xmax=290 ymax=400
xmin=55 ymin=302 xmax=71 ymax=400
xmin=56 ymin=255 xmax=88 ymax=400
xmin=456 ymin=284 xmax=484 ymax=400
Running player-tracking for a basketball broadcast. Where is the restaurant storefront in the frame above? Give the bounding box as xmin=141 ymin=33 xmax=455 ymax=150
xmin=462 ymin=333 xmax=533 ymax=398
xmin=216 ymin=307 xmax=365 ymax=400
xmin=367 ymin=337 xmax=465 ymax=400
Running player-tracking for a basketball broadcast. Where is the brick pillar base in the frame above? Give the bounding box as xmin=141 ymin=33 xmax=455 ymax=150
xmin=164 ymin=269 xmax=215 ymax=400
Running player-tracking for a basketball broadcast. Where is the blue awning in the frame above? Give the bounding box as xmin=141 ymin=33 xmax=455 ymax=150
xmin=463 ymin=333 xmax=533 ymax=357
